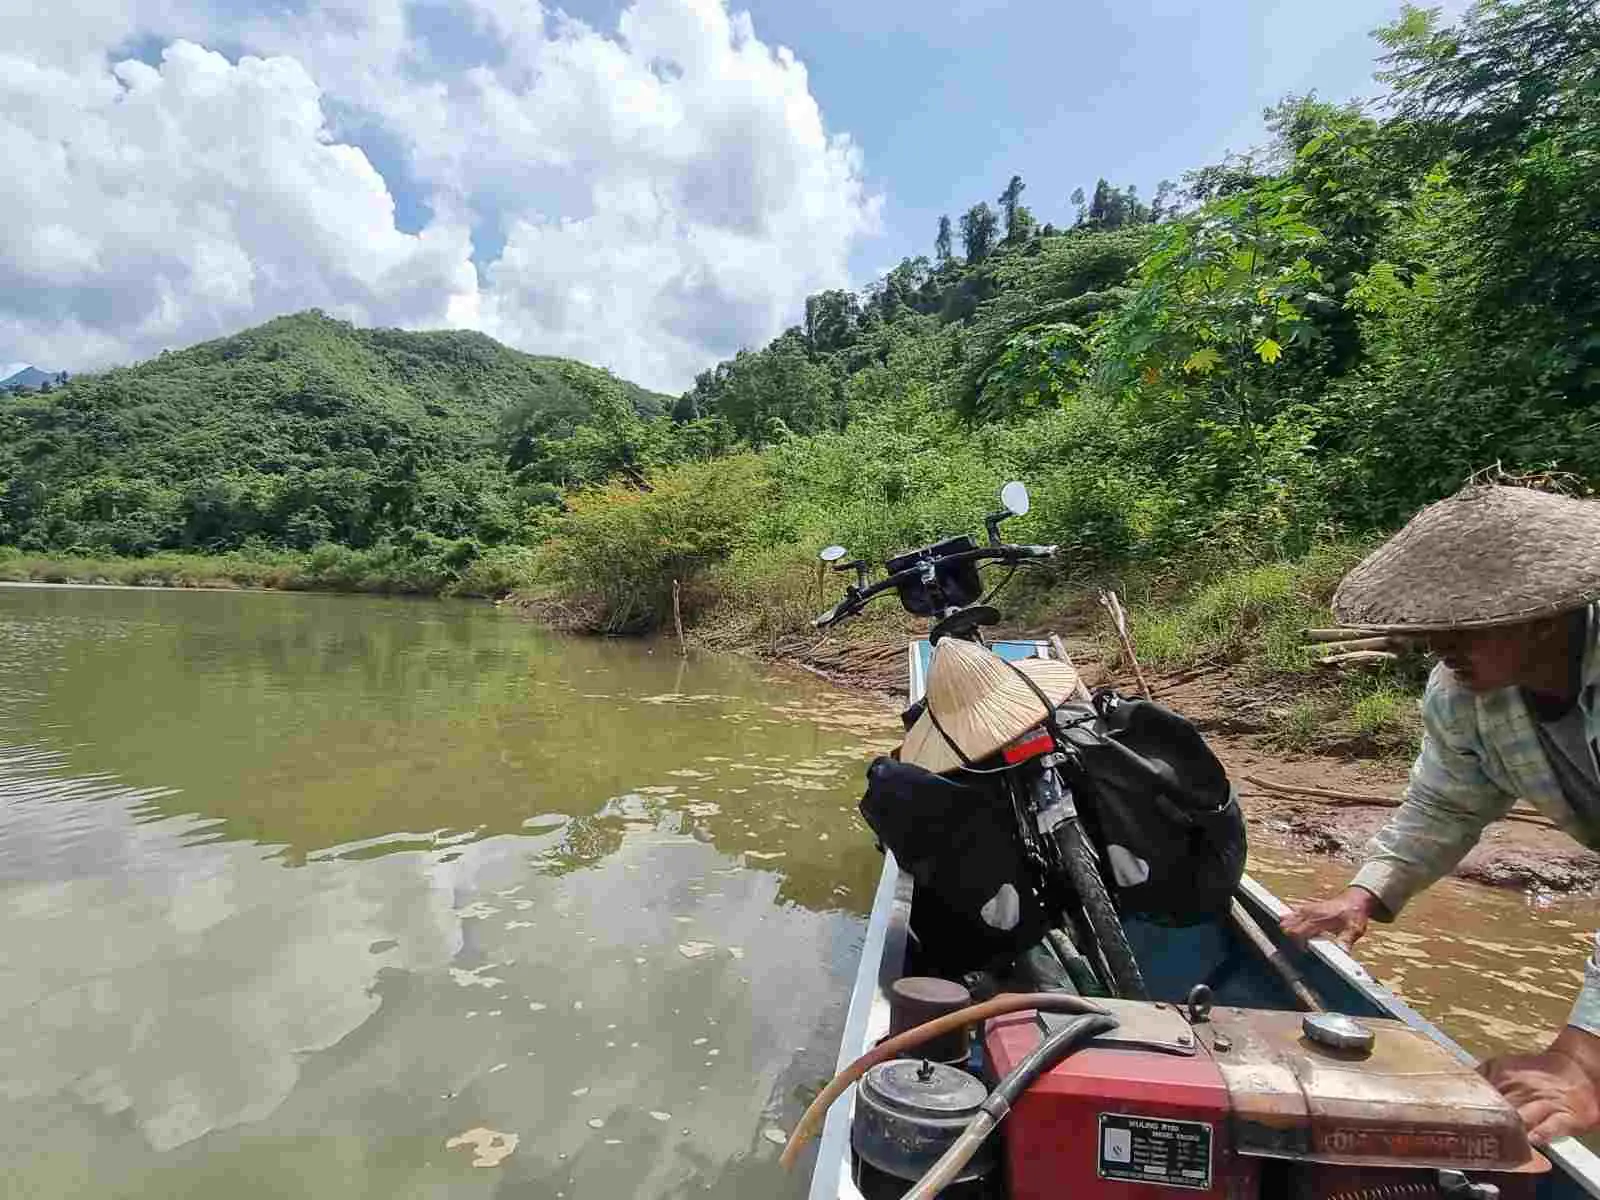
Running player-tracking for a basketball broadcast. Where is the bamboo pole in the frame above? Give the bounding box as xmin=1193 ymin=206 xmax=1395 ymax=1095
xmin=1229 ymin=898 xmax=1323 ymax=1011
xmin=1098 ymin=589 xmax=1151 ymax=700
xmin=1315 ymin=650 xmax=1399 ymax=667
xmin=1303 ymin=628 xmax=1391 ymax=643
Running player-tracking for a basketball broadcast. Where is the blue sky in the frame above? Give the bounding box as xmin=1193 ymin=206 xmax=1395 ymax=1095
xmin=5 ymin=0 xmax=1458 ymax=390
xmin=539 ymin=0 xmax=1430 ymax=280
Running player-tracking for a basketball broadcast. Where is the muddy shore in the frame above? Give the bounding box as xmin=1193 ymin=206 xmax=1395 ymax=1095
xmin=765 ymin=629 xmax=1600 ymax=897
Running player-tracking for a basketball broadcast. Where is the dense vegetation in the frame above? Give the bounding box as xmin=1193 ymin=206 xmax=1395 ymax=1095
xmin=4 ymin=1 xmax=1595 ymax=634
xmin=536 ymin=0 xmax=1599 ymax=635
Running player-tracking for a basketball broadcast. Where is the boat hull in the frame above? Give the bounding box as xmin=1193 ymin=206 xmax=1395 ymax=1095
xmin=807 ymin=639 xmax=1600 ymax=1200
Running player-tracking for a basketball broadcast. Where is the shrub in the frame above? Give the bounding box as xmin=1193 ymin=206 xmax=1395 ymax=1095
xmin=450 ymin=545 xmax=540 ymax=598
xmin=533 ymin=455 xmax=769 ymax=632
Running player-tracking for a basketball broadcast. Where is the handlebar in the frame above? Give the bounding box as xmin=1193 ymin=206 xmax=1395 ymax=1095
xmin=812 ymin=543 xmax=1057 ymax=629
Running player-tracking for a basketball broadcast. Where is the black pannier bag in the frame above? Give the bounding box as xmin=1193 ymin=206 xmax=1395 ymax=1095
xmin=860 ymin=757 xmax=1047 ymax=973
xmin=1057 ymin=691 xmax=1245 ymax=925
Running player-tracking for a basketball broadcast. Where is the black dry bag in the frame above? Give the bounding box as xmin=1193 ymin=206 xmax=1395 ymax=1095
xmin=1057 ymin=691 xmax=1246 ymax=925
xmin=859 ymin=757 xmax=1046 ymax=974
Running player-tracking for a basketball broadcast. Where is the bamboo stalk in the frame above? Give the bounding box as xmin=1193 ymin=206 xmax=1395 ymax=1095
xmin=1048 ymin=634 xmax=1094 ymax=702
xmin=1303 ymin=627 xmax=1391 ymax=643
xmin=1316 ymin=650 xmax=1400 ymax=666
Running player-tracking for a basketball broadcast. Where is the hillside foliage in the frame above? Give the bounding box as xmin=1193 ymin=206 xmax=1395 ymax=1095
xmin=0 ymin=311 xmax=669 ymax=558
xmin=4 ymin=1 xmax=1596 ymax=621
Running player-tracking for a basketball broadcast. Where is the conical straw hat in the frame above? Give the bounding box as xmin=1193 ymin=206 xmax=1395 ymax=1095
xmin=1333 ymin=484 xmax=1600 ymax=632
xmin=900 ymin=639 xmax=1082 ymax=775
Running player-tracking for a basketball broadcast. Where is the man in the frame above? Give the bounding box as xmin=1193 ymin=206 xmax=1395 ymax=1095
xmin=1281 ymin=483 xmax=1600 ymax=1146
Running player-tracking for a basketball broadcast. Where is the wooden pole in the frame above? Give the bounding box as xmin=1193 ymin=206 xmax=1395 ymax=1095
xmin=1241 ymin=773 xmax=1555 ymax=829
xmin=671 ymin=579 xmax=687 ymax=657
xmin=1098 ymin=588 xmax=1152 ymax=700
xmin=1048 ymin=634 xmax=1094 ymax=702
xmin=1229 ymin=898 xmax=1323 ymax=1011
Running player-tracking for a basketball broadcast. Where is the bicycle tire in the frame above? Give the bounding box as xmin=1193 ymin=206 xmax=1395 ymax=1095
xmin=1056 ymin=819 xmax=1147 ymax=1000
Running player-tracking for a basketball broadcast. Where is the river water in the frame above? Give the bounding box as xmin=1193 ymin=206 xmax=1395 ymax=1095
xmin=2 ymin=585 xmax=1598 ymax=1197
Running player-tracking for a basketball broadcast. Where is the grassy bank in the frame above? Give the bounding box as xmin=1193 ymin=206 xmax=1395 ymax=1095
xmin=1106 ymin=547 xmax=1426 ymax=756
xmin=0 ymin=543 xmax=540 ymax=598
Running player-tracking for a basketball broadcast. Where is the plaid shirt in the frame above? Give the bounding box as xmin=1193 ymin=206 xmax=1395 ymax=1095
xmin=1349 ymin=605 xmax=1600 ymax=1034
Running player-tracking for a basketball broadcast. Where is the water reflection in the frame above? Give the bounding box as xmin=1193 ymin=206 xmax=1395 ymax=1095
xmin=0 ymin=585 xmax=895 ymax=1198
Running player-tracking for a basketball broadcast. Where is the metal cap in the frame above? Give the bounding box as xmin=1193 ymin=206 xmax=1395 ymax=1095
xmin=1302 ymin=1011 xmax=1376 ymax=1055
xmin=853 ymin=1059 xmax=994 ymax=1184
xmin=860 ymin=1059 xmax=988 ymax=1119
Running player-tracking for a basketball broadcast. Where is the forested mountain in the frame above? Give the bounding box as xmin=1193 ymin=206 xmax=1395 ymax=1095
xmin=0 ymin=366 xmax=67 ymax=392
xmin=0 ymin=311 xmax=669 ymax=554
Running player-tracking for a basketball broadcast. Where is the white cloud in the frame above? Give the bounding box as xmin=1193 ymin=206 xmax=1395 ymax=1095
xmin=0 ymin=39 xmax=478 ymax=370
xmin=1 ymin=0 xmax=879 ymax=391
xmin=471 ymin=0 xmax=879 ymax=387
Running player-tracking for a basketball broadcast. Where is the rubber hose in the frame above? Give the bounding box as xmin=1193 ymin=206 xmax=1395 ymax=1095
xmin=900 ymin=1012 xmax=1119 ymax=1200
xmin=778 ymin=991 xmax=1109 ymax=1169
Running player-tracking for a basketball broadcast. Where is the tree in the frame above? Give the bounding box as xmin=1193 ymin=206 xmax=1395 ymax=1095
xmin=1070 ymin=187 xmax=1087 ymax=225
xmin=935 ymin=215 xmax=954 ymax=265
xmin=999 ymin=175 xmax=1027 ymax=241
xmin=804 ymin=290 xmax=861 ymax=352
xmin=1088 ymin=180 xmax=1119 ymax=228
xmin=1094 ymin=177 xmax=1325 ymax=484
xmin=870 ymin=257 xmax=933 ymax=321
xmin=960 ymin=202 xmax=1000 ymax=263
xmin=1150 ymin=179 xmax=1179 ymax=223
xmin=952 ymin=229 xmax=1147 ymax=419
xmin=1316 ymin=0 xmax=1600 ymax=521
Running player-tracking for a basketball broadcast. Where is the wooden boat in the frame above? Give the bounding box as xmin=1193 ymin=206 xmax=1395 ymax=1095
xmin=807 ymin=638 xmax=1600 ymax=1200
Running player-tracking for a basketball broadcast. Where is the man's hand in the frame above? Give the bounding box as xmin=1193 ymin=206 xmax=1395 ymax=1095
xmin=1482 ymin=1027 xmax=1600 ymax=1146
xmin=1279 ymin=886 xmax=1379 ymax=950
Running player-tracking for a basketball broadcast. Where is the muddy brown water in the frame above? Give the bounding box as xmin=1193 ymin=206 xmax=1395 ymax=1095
xmin=2 ymin=584 xmax=1598 ymax=1196
xmin=1251 ymin=853 xmax=1600 ymax=1062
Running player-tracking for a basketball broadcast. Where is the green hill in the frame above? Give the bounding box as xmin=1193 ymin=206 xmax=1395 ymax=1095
xmin=0 ymin=311 xmax=670 ymax=556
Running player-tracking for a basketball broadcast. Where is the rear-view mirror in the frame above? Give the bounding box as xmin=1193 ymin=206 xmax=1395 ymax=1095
xmin=1000 ymin=481 xmax=1030 ymax=517
xmin=819 ymin=545 xmax=848 ymax=563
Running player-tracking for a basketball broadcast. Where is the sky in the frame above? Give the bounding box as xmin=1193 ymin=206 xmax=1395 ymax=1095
xmin=2 ymin=0 xmax=1463 ymax=394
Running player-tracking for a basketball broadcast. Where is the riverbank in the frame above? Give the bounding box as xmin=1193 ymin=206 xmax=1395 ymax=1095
xmin=0 ymin=545 xmax=538 ymax=598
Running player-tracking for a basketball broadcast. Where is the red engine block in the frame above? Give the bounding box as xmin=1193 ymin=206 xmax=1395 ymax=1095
xmin=987 ymin=1007 xmax=1254 ymax=1199
xmin=984 ymin=1003 xmax=1540 ymax=1200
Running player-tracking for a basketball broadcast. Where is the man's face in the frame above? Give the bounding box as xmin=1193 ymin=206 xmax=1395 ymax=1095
xmin=1423 ymin=620 xmax=1555 ymax=693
